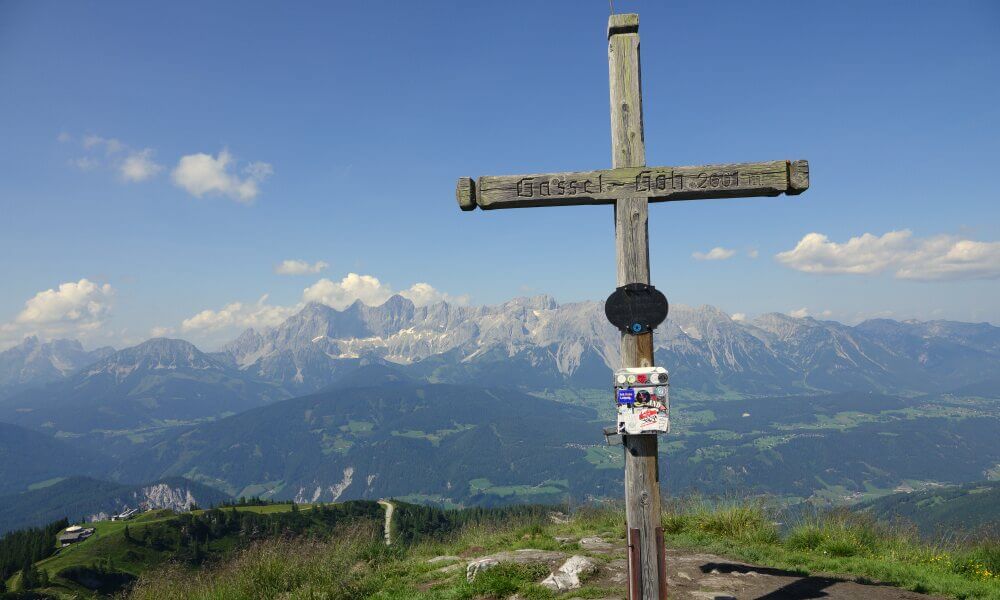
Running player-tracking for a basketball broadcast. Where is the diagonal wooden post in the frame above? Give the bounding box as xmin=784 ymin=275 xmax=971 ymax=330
xmin=609 ymin=14 xmax=663 ymax=600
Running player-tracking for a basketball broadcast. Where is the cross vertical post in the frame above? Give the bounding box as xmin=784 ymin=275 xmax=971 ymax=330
xmin=455 ymin=12 xmax=809 ymax=600
xmin=609 ymin=14 xmax=663 ymax=600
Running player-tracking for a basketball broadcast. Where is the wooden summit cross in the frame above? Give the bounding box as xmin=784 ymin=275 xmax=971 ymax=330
xmin=455 ymin=14 xmax=808 ymax=600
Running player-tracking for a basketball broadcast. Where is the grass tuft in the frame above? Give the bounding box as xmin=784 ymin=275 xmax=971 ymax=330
xmin=123 ymin=500 xmax=1000 ymax=600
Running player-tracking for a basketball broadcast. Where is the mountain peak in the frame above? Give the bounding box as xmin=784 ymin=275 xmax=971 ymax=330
xmin=92 ymin=338 xmax=222 ymax=378
xmin=504 ymin=295 xmax=558 ymax=311
xmin=381 ymin=294 xmax=415 ymax=310
xmin=0 ymin=337 xmax=113 ymax=391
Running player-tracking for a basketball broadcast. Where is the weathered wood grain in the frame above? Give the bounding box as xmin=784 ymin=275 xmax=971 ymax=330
xmin=610 ymin=14 xmax=663 ymax=600
xmin=609 ymin=15 xmax=644 ymax=170
xmin=608 ymin=13 xmax=639 ymax=38
xmin=463 ymin=159 xmax=807 ymax=210
xmin=789 ymin=159 xmax=810 ymax=194
xmin=455 ymin=177 xmax=476 ymax=211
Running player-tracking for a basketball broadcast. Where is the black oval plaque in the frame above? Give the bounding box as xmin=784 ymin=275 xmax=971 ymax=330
xmin=604 ymin=283 xmax=669 ymax=335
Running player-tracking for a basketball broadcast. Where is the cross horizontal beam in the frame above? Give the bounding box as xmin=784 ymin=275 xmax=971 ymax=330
xmin=456 ymin=159 xmax=808 ymax=211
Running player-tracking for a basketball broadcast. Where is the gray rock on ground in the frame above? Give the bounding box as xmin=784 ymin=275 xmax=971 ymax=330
xmin=540 ymin=555 xmax=599 ymax=592
xmin=579 ymin=536 xmax=613 ymax=551
xmin=465 ymin=549 xmax=567 ymax=582
xmin=427 ymin=555 xmax=460 ymax=563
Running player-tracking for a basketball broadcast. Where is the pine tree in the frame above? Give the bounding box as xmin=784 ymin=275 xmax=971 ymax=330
xmin=20 ymin=561 xmax=38 ymax=590
xmin=123 ymin=525 xmax=132 ymax=543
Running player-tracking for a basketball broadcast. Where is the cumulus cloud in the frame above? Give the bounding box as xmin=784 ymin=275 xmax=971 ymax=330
xmin=119 ymin=148 xmax=163 ymax=182
xmin=302 ymin=274 xmax=468 ymax=310
xmin=896 ymin=238 xmax=1000 ymax=281
xmin=172 ymin=150 xmax=272 ymax=202
xmin=177 ymin=274 xmax=467 ymax=349
xmin=776 ymin=230 xmax=1000 ymax=281
xmin=692 ymin=247 xmax=736 ymax=261
xmin=302 ymin=274 xmax=394 ymax=309
xmin=16 ymin=279 xmax=113 ymax=326
xmin=731 ymin=313 xmax=747 ymax=322
xmin=0 ymin=279 xmax=115 ymax=349
xmin=275 ymin=259 xmax=329 ymax=276
xmin=181 ymin=295 xmax=297 ymax=332
xmin=399 ymin=282 xmax=470 ymax=307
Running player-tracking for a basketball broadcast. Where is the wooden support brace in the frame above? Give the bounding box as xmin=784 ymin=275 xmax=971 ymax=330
xmin=627 ymin=527 xmax=642 ymax=600
xmin=656 ymin=526 xmax=667 ymax=600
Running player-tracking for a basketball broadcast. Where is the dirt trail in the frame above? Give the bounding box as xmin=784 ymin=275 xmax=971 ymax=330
xmin=377 ymin=499 xmax=394 ymax=546
xmin=459 ymin=537 xmax=949 ymax=600
xmin=655 ymin=549 xmax=946 ymax=600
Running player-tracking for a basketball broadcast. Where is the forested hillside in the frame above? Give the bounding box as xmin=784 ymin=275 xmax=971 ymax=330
xmin=0 ymin=477 xmax=231 ymax=534
xmin=860 ymin=481 xmax=1000 ymax=537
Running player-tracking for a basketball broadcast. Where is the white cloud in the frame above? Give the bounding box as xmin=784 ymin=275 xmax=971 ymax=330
xmin=119 ymin=148 xmax=163 ymax=182
xmin=150 ymin=326 xmax=175 ymax=338
xmin=731 ymin=313 xmax=747 ymax=322
xmin=302 ymin=274 xmax=468 ymax=310
xmin=896 ymin=238 xmax=1000 ymax=281
xmin=177 ymin=274 xmax=467 ymax=349
xmin=16 ymin=279 xmax=113 ymax=326
xmin=0 ymin=279 xmax=115 ymax=349
xmin=788 ymin=307 xmax=832 ymax=320
xmin=399 ymin=282 xmax=470 ymax=307
xmin=777 ymin=230 xmax=1000 ymax=281
xmin=65 ymin=133 xmax=163 ymax=183
xmin=776 ymin=231 xmax=910 ymax=275
xmin=692 ymin=247 xmax=736 ymax=261
xmin=275 ymin=259 xmax=329 ymax=276
xmin=181 ymin=295 xmax=297 ymax=332
xmin=172 ymin=150 xmax=272 ymax=202
xmin=747 ymin=248 xmax=759 ymax=259
xmin=302 ymin=274 xmax=393 ymax=310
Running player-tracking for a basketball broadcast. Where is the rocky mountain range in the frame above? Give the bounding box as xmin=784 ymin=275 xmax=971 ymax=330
xmin=216 ymin=295 xmax=1000 ymax=397
xmin=0 ymin=338 xmax=288 ymax=434
xmin=0 ymin=296 xmax=997 ymax=528
xmin=0 ymin=336 xmax=113 ymax=399
xmin=2 ymin=296 xmax=999 ymax=424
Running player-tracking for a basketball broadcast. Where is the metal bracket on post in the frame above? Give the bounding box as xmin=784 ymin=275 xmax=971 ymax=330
xmin=655 ymin=526 xmax=668 ymax=600
xmin=627 ymin=527 xmax=641 ymax=600
xmin=603 ymin=426 xmax=623 ymax=446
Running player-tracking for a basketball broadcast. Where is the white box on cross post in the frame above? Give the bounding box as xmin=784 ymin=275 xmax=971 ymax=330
xmin=614 ymin=366 xmax=669 ymax=435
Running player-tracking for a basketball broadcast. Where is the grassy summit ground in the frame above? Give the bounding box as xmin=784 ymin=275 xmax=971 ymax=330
xmin=123 ymin=500 xmax=1000 ymax=600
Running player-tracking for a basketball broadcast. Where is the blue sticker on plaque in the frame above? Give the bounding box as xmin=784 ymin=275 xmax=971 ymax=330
xmin=617 ymin=388 xmax=635 ymax=405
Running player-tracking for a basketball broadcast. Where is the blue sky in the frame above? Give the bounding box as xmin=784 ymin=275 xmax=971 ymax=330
xmin=1 ymin=0 xmax=998 ymax=350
